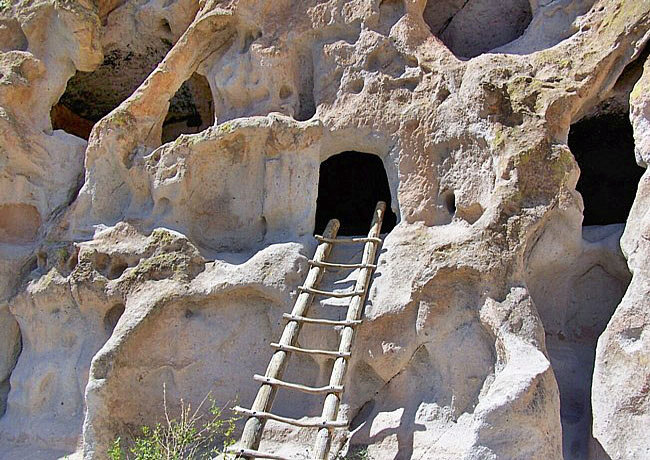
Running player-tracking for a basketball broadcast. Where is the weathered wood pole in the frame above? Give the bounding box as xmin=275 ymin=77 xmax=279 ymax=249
xmin=238 ymin=218 xmax=340 ymax=457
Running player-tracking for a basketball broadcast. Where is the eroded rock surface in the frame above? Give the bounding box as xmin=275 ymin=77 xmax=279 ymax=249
xmin=591 ymin=54 xmax=650 ymax=460
xmin=0 ymin=1 xmax=649 ymax=459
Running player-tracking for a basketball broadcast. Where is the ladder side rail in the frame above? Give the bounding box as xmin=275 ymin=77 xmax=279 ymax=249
xmin=312 ymin=201 xmax=386 ymax=460
xmin=239 ymin=219 xmax=340 ymax=457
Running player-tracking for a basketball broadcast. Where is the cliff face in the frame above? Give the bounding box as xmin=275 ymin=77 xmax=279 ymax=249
xmin=0 ymin=1 xmax=648 ymax=459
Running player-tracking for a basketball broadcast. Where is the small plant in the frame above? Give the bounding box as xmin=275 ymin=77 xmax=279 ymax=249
xmin=337 ymin=445 xmax=370 ymax=460
xmin=108 ymin=384 xmax=240 ymax=460
xmin=108 ymin=438 xmax=123 ymax=460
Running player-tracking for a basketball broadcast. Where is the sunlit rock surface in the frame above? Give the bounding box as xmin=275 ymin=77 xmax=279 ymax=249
xmin=0 ymin=1 xmax=649 ymax=459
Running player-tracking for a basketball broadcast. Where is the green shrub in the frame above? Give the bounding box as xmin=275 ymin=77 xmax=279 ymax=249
xmin=339 ymin=446 xmax=370 ymax=460
xmin=108 ymin=385 xmax=239 ymax=460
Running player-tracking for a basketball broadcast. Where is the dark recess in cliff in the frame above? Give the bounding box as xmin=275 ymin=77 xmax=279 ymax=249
xmin=423 ymin=0 xmax=532 ymax=58
xmin=162 ymin=73 xmax=214 ymax=143
xmin=569 ymin=114 xmax=645 ymax=225
xmin=315 ymin=152 xmax=397 ymax=235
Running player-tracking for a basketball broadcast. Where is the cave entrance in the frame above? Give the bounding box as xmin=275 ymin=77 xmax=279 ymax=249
xmin=314 ymin=151 xmax=397 ymax=236
xmin=162 ymin=73 xmax=214 ymax=143
xmin=568 ymin=113 xmax=645 ymax=225
xmin=423 ymin=0 xmax=532 ymax=59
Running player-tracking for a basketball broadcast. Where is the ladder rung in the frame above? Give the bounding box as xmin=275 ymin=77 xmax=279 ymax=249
xmin=254 ymin=374 xmax=344 ymax=394
xmin=226 ymin=446 xmax=298 ymax=460
xmin=234 ymin=406 xmax=348 ymax=428
xmin=315 ymin=235 xmax=382 ymax=245
xmin=282 ymin=313 xmax=362 ymax=327
xmin=298 ymin=286 xmax=364 ymax=298
xmin=270 ymin=342 xmax=351 ymax=358
xmin=308 ymin=260 xmax=377 ymax=270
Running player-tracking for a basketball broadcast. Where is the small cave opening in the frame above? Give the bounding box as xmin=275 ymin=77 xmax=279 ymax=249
xmin=374 ymin=0 xmax=405 ymax=35
xmin=314 ymin=152 xmax=397 ymax=236
xmin=295 ymin=48 xmax=316 ymax=122
xmin=423 ymin=0 xmax=532 ymax=59
xmin=54 ymin=39 xmax=174 ymax=140
xmin=50 ymin=103 xmax=95 ymax=140
xmin=568 ymin=113 xmax=645 ymax=225
xmin=161 ymin=73 xmax=214 ymax=143
xmin=104 ymin=303 xmax=126 ymax=335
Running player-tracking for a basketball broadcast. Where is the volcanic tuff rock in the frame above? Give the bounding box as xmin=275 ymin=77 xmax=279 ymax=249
xmin=0 ymin=0 xmax=649 ymax=459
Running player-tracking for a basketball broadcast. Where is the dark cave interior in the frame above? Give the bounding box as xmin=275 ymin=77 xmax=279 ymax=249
xmin=568 ymin=113 xmax=645 ymax=225
xmin=315 ymin=151 xmax=397 ymax=236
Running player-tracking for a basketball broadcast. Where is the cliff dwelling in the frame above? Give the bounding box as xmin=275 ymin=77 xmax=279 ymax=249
xmin=569 ymin=113 xmax=645 ymax=225
xmin=315 ymin=152 xmax=397 ymax=236
xmin=1 ymin=1 xmax=650 ymax=460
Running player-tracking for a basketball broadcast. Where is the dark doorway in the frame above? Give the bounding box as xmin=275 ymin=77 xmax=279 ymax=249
xmin=314 ymin=152 xmax=397 ymax=235
xmin=568 ymin=114 xmax=645 ymax=225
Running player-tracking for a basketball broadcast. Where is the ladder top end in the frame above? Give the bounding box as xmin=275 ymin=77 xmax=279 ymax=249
xmin=326 ymin=218 xmax=341 ymax=230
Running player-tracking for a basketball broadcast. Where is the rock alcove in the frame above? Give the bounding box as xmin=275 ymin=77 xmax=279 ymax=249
xmin=423 ymin=0 xmax=533 ymax=58
xmin=569 ymin=113 xmax=645 ymax=225
xmin=314 ymin=152 xmax=397 ymax=235
xmin=2 ymin=1 xmax=650 ymax=459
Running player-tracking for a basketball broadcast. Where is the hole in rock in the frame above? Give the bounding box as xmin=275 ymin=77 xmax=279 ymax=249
xmin=108 ymin=260 xmax=129 ymax=280
xmin=50 ymin=103 xmax=95 ymax=140
xmin=94 ymin=253 xmax=109 ymax=273
xmin=568 ymin=113 xmax=645 ymax=225
xmin=57 ymin=42 xmax=173 ymax=129
xmin=67 ymin=247 xmax=79 ymax=272
xmin=93 ymin=253 xmax=129 ymax=280
xmin=279 ymin=85 xmax=292 ymax=100
xmin=161 ymin=73 xmax=214 ymax=143
xmin=423 ymin=0 xmax=532 ymax=59
xmin=295 ymin=48 xmax=316 ymax=121
xmin=160 ymin=19 xmax=172 ymax=36
xmin=241 ymin=29 xmax=262 ymax=54
xmin=104 ymin=303 xmax=125 ymax=335
xmin=442 ymin=190 xmax=456 ymax=215
xmin=376 ymin=0 xmax=405 ymax=35
xmin=348 ymin=78 xmax=365 ymax=94
xmin=27 ymin=257 xmax=38 ymax=274
xmin=37 ymin=251 xmax=47 ymax=271
xmin=315 ymin=152 xmax=397 ymax=236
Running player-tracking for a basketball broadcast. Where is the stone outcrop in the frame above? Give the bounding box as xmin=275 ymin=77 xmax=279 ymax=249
xmin=591 ymin=54 xmax=650 ymax=460
xmin=0 ymin=1 xmax=649 ymax=459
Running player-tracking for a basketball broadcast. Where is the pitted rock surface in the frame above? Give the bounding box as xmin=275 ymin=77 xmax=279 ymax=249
xmin=0 ymin=1 xmax=649 ymax=459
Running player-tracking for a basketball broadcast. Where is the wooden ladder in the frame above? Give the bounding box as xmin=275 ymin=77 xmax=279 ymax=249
xmin=227 ymin=201 xmax=386 ymax=460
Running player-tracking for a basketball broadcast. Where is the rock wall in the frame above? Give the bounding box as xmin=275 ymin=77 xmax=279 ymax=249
xmin=0 ymin=0 xmax=649 ymax=459
xmin=591 ymin=52 xmax=650 ymax=460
